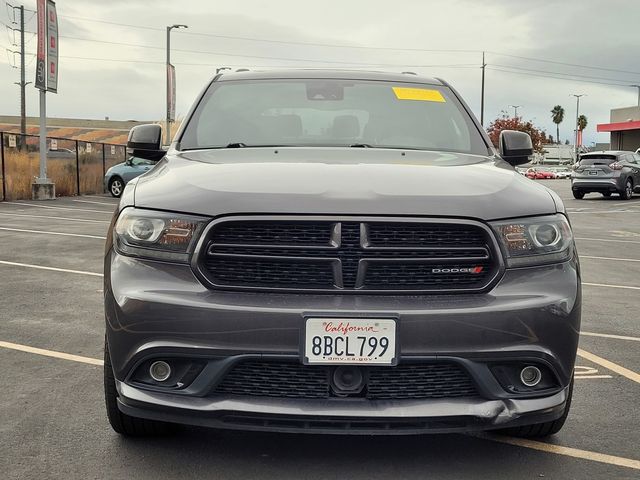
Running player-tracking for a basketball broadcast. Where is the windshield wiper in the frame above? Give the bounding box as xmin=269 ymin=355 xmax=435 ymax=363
xmin=349 ymin=143 xmax=372 ymax=148
xmin=225 ymin=142 xmax=247 ymax=148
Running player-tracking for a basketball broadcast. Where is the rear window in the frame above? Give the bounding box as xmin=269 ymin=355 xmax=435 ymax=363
xmin=179 ymin=79 xmax=488 ymax=155
xmin=579 ymin=155 xmax=616 ymax=165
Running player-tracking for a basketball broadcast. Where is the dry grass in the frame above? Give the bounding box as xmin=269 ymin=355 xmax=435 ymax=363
xmin=2 ymin=150 xmax=105 ymax=200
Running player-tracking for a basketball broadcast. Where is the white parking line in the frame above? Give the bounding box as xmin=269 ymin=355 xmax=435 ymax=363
xmin=0 ymin=341 xmax=103 ymax=366
xmin=583 ymin=282 xmax=640 ymax=291
xmin=0 ymin=227 xmax=106 ymax=240
xmin=0 ymin=212 xmax=110 ymax=224
xmin=4 ymin=201 xmax=112 ymax=214
xmin=1 ymin=337 xmax=638 ymax=470
xmin=580 ymin=255 xmax=640 ymax=262
xmin=577 ymin=348 xmax=640 ymax=384
xmin=570 ymin=210 xmax=640 ymax=214
xmin=73 ymin=199 xmax=117 ymax=207
xmin=82 ymin=194 xmax=117 ymax=200
xmin=574 ymin=375 xmax=613 ymax=379
xmin=0 ymin=260 xmax=103 ymax=277
xmin=576 ymin=237 xmax=640 ymax=245
xmin=581 ymin=331 xmax=640 ymax=342
xmin=483 ymin=434 xmax=640 ymax=471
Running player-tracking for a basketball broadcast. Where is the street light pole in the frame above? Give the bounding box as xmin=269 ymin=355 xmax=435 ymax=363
xmin=508 ymin=105 xmax=521 ymax=118
xmin=571 ymin=94 xmax=585 ymax=160
xmin=166 ymin=24 xmax=188 ymax=145
xmin=631 ymin=85 xmax=640 ymax=107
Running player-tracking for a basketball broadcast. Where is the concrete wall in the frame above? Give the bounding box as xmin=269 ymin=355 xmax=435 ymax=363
xmin=610 ymin=106 xmax=640 ymax=122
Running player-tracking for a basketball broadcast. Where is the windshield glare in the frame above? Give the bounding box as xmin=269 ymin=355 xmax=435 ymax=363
xmin=179 ymin=79 xmax=488 ymax=155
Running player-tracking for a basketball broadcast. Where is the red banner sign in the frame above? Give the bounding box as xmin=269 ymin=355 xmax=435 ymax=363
xmin=35 ymin=0 xmax=46 ymax=90
xmin=46 ymin=0 xmax=58 ymax=93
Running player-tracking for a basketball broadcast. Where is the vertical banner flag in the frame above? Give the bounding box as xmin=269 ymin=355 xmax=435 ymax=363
xmin=577 ymin=129 xmax=583 ymax=147
xmin=35 ymin=0 xmax=47 ymax=90
xmin=167 ymin=63 xmax=176 ymax=122
xmin=46 ymin=0 xmax=58 ymax=93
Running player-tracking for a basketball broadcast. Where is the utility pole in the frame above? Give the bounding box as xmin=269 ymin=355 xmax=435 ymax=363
xmin=631 ymin=85 xmax=640 ymax=107
xmin=480 ymin=51 xmax=486 ymax=127
xmin=509 ymin=105 xmax=521 ymax=118
xmin=7 ymin=4 xmax=30 ymax=149
xmin=571 ymin=94 xmax=585 ymax=160
xmin=19 ymin=5 xmax=26 ymax=143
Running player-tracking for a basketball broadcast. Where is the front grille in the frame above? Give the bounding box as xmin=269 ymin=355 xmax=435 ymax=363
xmin=213 ymin=361 xmax=479 ymax=400
xmin=198 ymin=218 xmax=500 ymax=293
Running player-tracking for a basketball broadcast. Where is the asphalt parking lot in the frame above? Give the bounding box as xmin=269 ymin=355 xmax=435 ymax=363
xmin=1 ymin=181 xmax=639 ymax=479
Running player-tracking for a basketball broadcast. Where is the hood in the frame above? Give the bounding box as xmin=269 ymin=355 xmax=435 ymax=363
xmin=133 ymin=148 xmax=557 ymax=221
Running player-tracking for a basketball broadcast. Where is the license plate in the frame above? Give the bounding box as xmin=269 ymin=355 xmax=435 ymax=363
xmin=589 ymin=170 xmax=598 ymax=175
xmin=304 ymin=318 xmax=397 ymax=365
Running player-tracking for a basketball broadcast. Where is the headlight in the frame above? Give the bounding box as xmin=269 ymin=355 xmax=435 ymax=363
xmin=490 ymin=214 xmax=574 ymax=267
xmin=114 ymin=208 xmax=208 ymax=262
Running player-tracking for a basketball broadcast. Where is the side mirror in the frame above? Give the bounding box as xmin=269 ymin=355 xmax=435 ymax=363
xmin=127 ymin=124 xmax=165 ymax=161
xmin=499 ymin=130 xmax=533 ymax=166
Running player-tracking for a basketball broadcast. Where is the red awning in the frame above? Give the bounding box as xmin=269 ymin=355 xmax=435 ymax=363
xmin=597 ymin=120 xmax=640 ymax=132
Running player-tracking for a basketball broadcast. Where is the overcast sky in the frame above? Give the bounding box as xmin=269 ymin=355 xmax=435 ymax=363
xmin=1 ymin=0 xmax=638 ymax=145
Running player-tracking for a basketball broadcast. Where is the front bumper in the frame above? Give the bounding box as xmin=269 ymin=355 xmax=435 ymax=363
xmin=105 ymin=250 xmax=581 ymax=434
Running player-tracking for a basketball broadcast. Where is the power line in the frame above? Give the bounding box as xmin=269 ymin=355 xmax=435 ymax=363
xmin=486 ymin=66 xmax=633 ymax=88
xmin=57 ymin=14 xmax=480 ymax=54
xmin=51 ymin=33 xmax=481 ymax=67
xmin=491 ymin=63 xmax=640 ymax=84
xmin=54 ymin=54 xmax=478 ymax=70
xmin=55 ymin=14 xmax=640 ymax=77
xmin=57 ymin=14 xmax=163 ymax=31
xmin=47 ymin=32 xmax=640 ymax=85
xmin=486 ymin=51 xmax=640 ymax=76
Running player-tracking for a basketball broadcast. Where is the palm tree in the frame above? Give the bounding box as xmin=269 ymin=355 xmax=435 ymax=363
xmin=578 ymin=114 xmax=588 ymax=131
xmin=551 ymin=105 xmax=565 ymax=144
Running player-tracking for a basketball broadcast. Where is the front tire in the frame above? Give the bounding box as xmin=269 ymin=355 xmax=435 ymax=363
xmin=620 ymin=179 xmax=633 ymax=200
xmin=572 ymin=190 xmax=585 ymax=199
xmin=498 ymin=380 xmax=573 ymax=438
xmin=104 ymin=338 xmax=173 ymax=436
xmin=108 ymin=177 xmax=124 ymax=198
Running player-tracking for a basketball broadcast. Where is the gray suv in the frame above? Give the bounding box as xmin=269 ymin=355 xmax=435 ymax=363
xmin=571 ymin=150 xmax=640 ymax=199
xmin=104 ymin=70 xmax=580 ymax=438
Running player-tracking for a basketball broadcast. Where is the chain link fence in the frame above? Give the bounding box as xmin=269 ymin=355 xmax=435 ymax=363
xmin=0 ymin=131 xmax=127 ymax=201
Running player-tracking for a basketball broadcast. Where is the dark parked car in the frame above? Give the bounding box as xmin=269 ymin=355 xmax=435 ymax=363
xmin=571 ymin=151 xmax=640 ymax=199
xmin=104 ymin=70 xmax=580 ymax=439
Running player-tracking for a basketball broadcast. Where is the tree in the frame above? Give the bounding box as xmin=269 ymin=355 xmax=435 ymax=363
xmin=486 ymin=114 xmax=548 ymax=153
xmin=578 ymin=114 xmax=588 ymax=131
xmin=551 ymin=105 xmax=564 ymax=144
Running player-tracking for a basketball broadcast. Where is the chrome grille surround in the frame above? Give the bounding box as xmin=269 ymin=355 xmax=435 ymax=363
xmin=192 ymin=216 xmax=505 ymax=294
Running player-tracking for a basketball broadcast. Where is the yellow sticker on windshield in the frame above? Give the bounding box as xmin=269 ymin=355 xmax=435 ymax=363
xmin=392 ymin=87 xmax=446 ymax=102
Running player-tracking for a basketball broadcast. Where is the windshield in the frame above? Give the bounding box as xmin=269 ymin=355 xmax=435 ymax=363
xmin=179 ymin=79 xmax=488 ymax=155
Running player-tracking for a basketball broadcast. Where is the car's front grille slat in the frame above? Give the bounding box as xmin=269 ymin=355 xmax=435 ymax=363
xmin=198 ymin=218 xmax=500 ymax=293
xmin=213 ymin=361 xmax=479 ymax=400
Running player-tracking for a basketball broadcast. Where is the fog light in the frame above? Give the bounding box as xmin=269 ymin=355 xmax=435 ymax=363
xmin=520 ymin=366 xmax=542 ymax=387
xmin=149 ymin=360 xmax=171 ymax=382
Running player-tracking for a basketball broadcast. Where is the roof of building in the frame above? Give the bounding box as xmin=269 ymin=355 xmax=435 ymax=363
xmin=597 ymin=120 xmax=640 ymax=133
